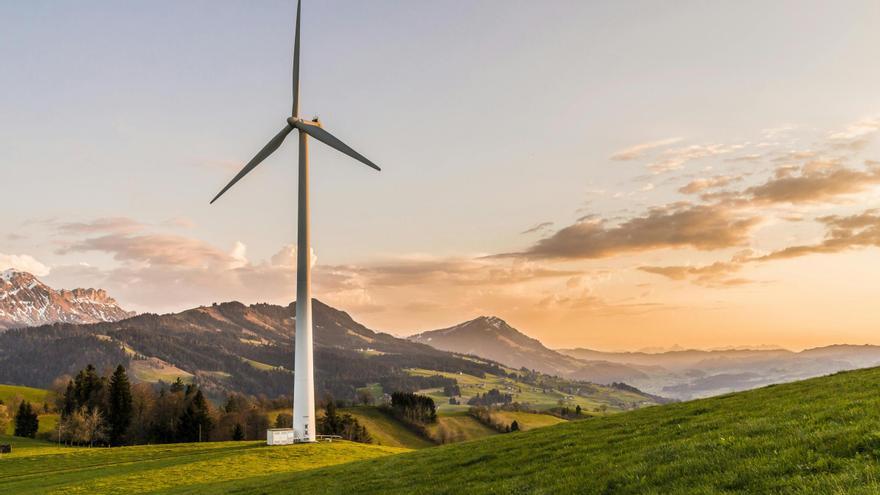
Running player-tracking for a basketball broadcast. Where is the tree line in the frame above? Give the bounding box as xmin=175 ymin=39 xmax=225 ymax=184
xmin=386 ymin=392 xmax=437 ymax=425
xmin=467 ymin=388 xmax=513 ymax=406
xmin=56 ymin=364 xmax=214 ymax=446
xmin=11 ymin=363 xmax=375 ymax=448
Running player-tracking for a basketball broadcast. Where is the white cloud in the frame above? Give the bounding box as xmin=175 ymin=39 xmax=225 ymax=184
xmin=0 ymin=253 xmax=51 ymax=276
xmin=647 ymin=143 xmax=740 ymax=174
xmin=610 ymin=137 xmax=683 ymax=161
xmin=229 ymin=241 xmax=248 ymax=269
xmin=270 ymin=245 xmax=317 ymax=268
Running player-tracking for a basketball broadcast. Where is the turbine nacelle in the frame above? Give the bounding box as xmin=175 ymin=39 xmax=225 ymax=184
xmin=286 ymin=116 xmax=322 ymax=128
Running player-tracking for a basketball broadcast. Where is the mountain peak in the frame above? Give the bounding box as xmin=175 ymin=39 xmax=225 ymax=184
xmin=471 ymin=315 xmax=507 ymax=329
xmin=0 ymin=270 xmax=134 ymax=331
xmin=1 ymin=268 xmax=37 ymax=284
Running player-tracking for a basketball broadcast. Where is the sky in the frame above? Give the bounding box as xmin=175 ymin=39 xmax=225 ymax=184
xmin=2 ymin=0 xmax=880 ymax=351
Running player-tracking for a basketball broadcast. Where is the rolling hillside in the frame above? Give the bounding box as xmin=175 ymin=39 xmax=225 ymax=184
xmin=408 ymin=368 xmax=656 ymax=414
xmin=200 ymin=366 xmax=880 ymax=494
xmin=6 ymin=368 xmax=880 ymax=492
xmin=0 ymin=383 xmax=49 ymax=404
xmin=0 ymin=436 xmax=407 ymax=494
xmin=0 ymin=300 xmax=507 ymax=401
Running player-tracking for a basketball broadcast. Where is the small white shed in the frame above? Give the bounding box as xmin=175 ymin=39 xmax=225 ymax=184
xmin=267 ymin=428 xmax=297 ymax=445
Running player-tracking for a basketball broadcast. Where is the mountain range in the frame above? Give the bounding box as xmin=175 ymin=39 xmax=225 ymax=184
xmin=0 ymin=271 xmax=662 ymax=409
xmin=409 ymin=314 xmax=880 ymax=400
xmin=4 ymin=269 xmax=880 ymax=402
xmin=0 ymin=270 xmax=133 ymax=331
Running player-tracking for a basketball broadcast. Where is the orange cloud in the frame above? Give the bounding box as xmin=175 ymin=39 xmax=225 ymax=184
xmin=514 ymin=203 xmax=760 ymax=260
xmin=679 ymin=175 xmax=742 ymax=195
xmin=745 ymin=162 xmax=880 ymax=205
xmin=610 ymin=137 xmax=683 ymax=161
xmin=758 ymin=210 xmax=880 ymax=261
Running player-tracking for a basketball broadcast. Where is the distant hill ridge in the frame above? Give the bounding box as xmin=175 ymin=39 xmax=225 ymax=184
xmin=409 ymin=316 xmax=650 ymax=384
xmin=0 ymin=270 xmax=134 ymax=331
xmin=0 ymin=298 xmax=502 ymax=400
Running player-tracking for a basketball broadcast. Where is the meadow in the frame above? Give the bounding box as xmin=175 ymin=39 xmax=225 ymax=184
xmin=7 ymin=367 xmax=880 ymax=493
xmin=0 ymin=435 xmax=406 ymax=494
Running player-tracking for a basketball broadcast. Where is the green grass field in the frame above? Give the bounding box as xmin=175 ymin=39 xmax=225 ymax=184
xmin=0 ymin=436 xmax=407 ymax=494
xmin=203 ymin=367 xmax=880 ymax=494
xmin=490 ymin=410 xmax=567 ymax=431
xmin=9 ymin=368 xmax=880 ymax=493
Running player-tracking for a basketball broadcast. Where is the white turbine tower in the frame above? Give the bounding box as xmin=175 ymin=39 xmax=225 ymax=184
xmin=210 ymin=0 xmax=381 ymax=443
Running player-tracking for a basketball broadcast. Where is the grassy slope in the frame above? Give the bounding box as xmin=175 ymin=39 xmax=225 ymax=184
xmin=0 ymin=384 xmax=50 ymax=404
xmin=425 ymin=410 xmax=498 ymax=444
xmin=214 ymin=367 xmax=880 ymax=494
xmin=0 ymin=436 xmax=407 ymax=495
xmin=344 ymin=406 xmax=435 ymax=449
xmin=491 ymin=410 xmax=567 ymax=431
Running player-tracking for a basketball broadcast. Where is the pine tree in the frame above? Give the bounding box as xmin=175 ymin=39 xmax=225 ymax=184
xmin=73 ymin=364 xmax=103 ymax=412
xmin=232 ymin=423 xmax=245 ymax=441
xmin=322 ymin=400 xmax=340 ymax=435
xmin=180 ymin=389 xmax=213 ymax=442
xmin=14 ymin=401 xmax=39 ymax=438
xmin=61 ymin=380 xmax=76 ymax=417
xmin=107 ymin=365 xmax=133 ymax=445
xmin=169 ymin=377 xmax=185 ymax=394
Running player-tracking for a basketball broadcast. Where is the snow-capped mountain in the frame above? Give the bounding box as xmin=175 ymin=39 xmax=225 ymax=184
xmin=0 ymin=269 xmax=134 ymax=331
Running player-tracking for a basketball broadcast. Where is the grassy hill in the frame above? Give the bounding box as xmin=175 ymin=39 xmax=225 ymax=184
xmin=202 ymin=366 xmax=880 ymax=494
xmin=426 ymin=410 xmax=499 ymax=444
xmin=343 ymin=406 xmax=435 ymax=449
xmin=0 ymin=383 xmax=50 ymax=404
xmin=0 ymin=436 xmax=407 ymax=494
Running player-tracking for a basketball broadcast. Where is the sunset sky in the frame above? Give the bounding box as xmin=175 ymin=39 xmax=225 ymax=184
xmin=2 ymin=1 xmax=880 ymax=351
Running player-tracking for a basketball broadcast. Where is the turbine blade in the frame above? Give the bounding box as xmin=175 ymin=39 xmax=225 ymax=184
xmin=291 ymin=0 xmax=301 ymax=117
xmin=293 ymin=120 xmax=381 ymax=171
xmin=210 ymin=125 xmax=294 ymax=204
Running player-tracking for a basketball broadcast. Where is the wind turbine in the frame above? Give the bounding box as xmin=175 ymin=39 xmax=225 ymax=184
xmin=210 ymin=0 xmax=381 ymax=443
